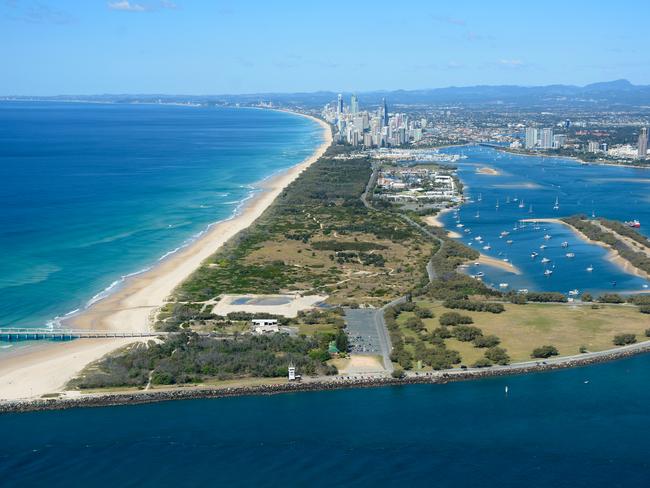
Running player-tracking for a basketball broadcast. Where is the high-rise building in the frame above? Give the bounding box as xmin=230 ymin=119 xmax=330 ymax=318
xmin=525 ymin=127 xmax=538 ymax=149
xmin=553 ymin=134 xmax=567 ymax=148
xmin=382 ymin=97 xmax=389 ymax=127
xmin=540 ymin=128 xmax=554 ymax=149
xmin=587 ymin=141 xmax=600 ymax=153
xmin=350 ymin=94 xmax=359 ymax=115
xmin=337 ymin=93 xmax=343 ymax=115
xmin=638 ymin=127 xmax=648 ymax=159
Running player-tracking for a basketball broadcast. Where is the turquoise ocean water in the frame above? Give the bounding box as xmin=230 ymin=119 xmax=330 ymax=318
xmin=0 ymin=102 xmax=323 ymax=333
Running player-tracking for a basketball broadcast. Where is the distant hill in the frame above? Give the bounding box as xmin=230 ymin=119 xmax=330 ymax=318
xmin=6 ymin=80 xmax=650 ymax=108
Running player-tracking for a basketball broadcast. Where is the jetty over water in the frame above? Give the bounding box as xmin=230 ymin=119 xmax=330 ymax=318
xmin=0 ymin=328 xmax=164 ymax=341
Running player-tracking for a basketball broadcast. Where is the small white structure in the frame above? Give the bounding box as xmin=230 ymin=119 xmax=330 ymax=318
xmin=251 ymin=319 xmax=279 ymax=335
xmin=288 ymin=363 xmax=301 ymax=381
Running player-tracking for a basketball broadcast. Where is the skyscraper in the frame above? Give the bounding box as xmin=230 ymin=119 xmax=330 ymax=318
xmin=350 ymin=94 xmax=359 ymax=115
xmin=337 ymin=93 xmax=343 ymax=115
xmin=638 ymin=127 xmax=648 ymax=159
xmin=525 ymin=127 xmax=538 ymax=149
xmin=382 ymin=97 xmax=389 ymax=127
xmin=540 ymin=128 xmax=554 ymax=149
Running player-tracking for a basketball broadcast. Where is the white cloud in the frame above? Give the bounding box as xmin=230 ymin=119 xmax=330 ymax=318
xmin=108 ymin=1 xmax=147 ymax=12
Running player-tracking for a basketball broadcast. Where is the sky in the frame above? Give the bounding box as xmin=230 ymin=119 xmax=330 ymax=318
xmin=1 ymin=0 xmax=649 ymax=95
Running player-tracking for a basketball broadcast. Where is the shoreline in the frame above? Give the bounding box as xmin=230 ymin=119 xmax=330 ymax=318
xmin=3 ymin=338 xmax=650 ymax=414
xmin=520 ymin=218 xmax=650 ymax=281
xmin=0 ymin=111 xmax=333 ymax=401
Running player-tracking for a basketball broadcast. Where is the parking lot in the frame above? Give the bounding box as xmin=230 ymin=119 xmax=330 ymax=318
xmin=343 ymin=309 xmax=383 ymax=355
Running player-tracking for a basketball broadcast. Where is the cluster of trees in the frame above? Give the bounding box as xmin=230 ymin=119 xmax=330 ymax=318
xmin=613 ymin=333 xmax=637 ymax=346
xmin=334 ymin=251 xmax=386 ymax=267
xmin=384 ymin=303 xmax=461 ymax=370
xmin=439 ymin=311 xmax=473 ymax=326
xmin=599 ymin=218 xmax=650 ymax=247
xmin=443 ymin=299 xmax=505 ymax=314
xmin=73 ymin=332 xmax=338 ymax=389
xmin=531 ymin=345 xmax=559 ymax=359
xmin=310 ymin=240 xmax=387 ymax=252
xmin=523 ymin=292 xmax=568 ymax=303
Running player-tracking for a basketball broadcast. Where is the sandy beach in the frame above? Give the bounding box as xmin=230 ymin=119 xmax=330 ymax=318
xmin=0 ymin=112 xmax=333 ymax=401
xmin=423 ymin=208 xmax=462 ymax=237
xmin=470 ymin=254 xmax=522 ymax=274
xmin=476 ymin=166 xmax=500 ymax=175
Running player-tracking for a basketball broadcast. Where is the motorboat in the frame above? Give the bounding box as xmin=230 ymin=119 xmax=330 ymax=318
xmin=566 ymin=252 xmax=575 ymax=258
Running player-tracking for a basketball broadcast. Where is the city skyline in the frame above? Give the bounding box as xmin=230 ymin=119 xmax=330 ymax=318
xmin=1 ymin=0 xmax=649 ymax=95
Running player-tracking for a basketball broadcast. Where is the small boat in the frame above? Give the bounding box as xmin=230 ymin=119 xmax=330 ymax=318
xmin=499 ymin=283 xmax=509 ymax=288
xmin=544 ymin=269 xmax=553 ymax=276
xmin=591 ymin=210 xmax=596 ymax=218
xmin=474 ymin=236 xmax=483 ymax=241
xmin=544 ymin=234 xmax=552 ymax=240
xmin=475 ymin=271 xmax=485 ymax=277
xmin=500 ymin=231 xmax=510 ymax=238
xmin=506 ymin=239 xmax=513 ymax=245
xmin=568 ymin=289 xmax=580 ymax=296
xmin=477 ymin=193 xmax=482 ymax=202
xmin=475 ymin=210 xmax=480 ymax=219
xmin=518 ymin=199 xmax=525 ymax=209
xmin=531 ymin=252 xmax=539 ymax=259
xmin=483 ymin=244 xmax=491 ymax=250
xmin=529 ymin=204 xmax=533 ymax=214
xmin=586 ymin=265 xmax=594 ymax=272
xmin=553 ymin=197 xmax=560 ymax=210
xmin=626 ymin=220 xmax=641 ymax=228
xmin=541 ymin=257 xmax=550 ymax=264
xmin=540 ymin=244 xmax=548 ymax=250
xmin=456 ymin=223 xmax=464 ymax=228
xmin=566 ymin=252 xmax=575 ymax=258
xmin=506 ymin=196 xmax=511 ymax=204
xmin=495 ymin=199 xmax=500 ymax=210
xmin=513 ymin=196 xmax=518 ymax=202
xmin=518 ymin=289 xmax=529 ymax=294
xmin=561 ymin=241 xmax=569 ymax=248
xmin=464 ymin=228 xmax=471 ymax=233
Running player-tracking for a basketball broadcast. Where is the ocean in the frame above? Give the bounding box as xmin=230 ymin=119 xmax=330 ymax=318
xmin=2 ymin=355 xmax=650 ymax=486
xmin=437 ymin=145 xmax=650 ymax=294
xmin=0 ymin=102 xmax=323 ymax=333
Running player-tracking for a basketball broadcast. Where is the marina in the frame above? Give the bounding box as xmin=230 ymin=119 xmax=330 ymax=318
xmin=434 ymin=145 xmax=650 ymax=294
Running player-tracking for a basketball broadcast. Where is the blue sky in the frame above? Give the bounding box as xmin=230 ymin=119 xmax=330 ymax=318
xmin=1 ymin=0 xmax=649 ymax=95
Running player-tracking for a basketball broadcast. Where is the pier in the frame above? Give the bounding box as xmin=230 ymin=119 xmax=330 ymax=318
xmin=0 ymin=328 xmax=164 ymax=341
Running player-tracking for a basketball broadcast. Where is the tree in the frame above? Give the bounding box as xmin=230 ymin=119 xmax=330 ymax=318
xmin=531 ymin=345 xmax=559 ymax=358
xmin=472 ymin=358 xmax=493 ymax=368
xmin=473 ymin=335 xmax=500 ymax=348
xmin=335 ymin=330 xmax=349 ymax=352
xmin=485 ymin=347 xmax=510 ymax=365
xmin=414 ymin=307 xmax=434 ymax=319
xmin=391 ymin=367 xmax=405 ymax=379
xmin=613 ymin=333 xmax=636 ymax=346
xmin=453 ymin=325 xmax=483 ymax=342
xmin=439 ymin=311 xmax=473 ymax=326
xmin=405 ymin=316 xmax=425 ymax=332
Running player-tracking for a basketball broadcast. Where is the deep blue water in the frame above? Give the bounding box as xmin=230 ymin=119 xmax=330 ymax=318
xmin=438 ymin=145 xmax=650 ymax=294
xmin=2 ymin=355 xmax=650 ymax=487
xmin=0 ymin=102 xmax=323 ymax=331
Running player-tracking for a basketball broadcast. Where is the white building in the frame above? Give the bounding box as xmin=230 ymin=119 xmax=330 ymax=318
xmin=251 ymin=319 xmax=279 ymax=335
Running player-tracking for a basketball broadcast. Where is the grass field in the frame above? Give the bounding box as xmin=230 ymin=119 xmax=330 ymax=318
xmin=414 ymin=301 xmax=650 ymax=363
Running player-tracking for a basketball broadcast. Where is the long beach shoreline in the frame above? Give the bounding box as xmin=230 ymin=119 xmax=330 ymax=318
xmin=0 ymin=111 xmax=333 ymax=401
